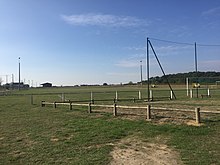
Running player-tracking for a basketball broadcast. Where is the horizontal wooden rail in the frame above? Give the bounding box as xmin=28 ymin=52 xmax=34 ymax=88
xmin=41 ymin=101 xmax=220 ymax=114
xmin=152 ymin=107 xmax=194 ymax=112
xmin=41 ymin=101 xmax=220 ymax=125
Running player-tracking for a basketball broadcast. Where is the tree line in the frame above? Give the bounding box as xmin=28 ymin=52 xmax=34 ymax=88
xmin=141 ymin=71 xmax=220 ymax=85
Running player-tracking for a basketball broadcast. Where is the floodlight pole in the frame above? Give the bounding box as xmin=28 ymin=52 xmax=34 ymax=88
xmin=146 ymin=37 xmax=150 ymax=101
xmin=18 ymin=57 xmax=21 ymax=91
xmin=194 ymin=42 xmax=198 ymax=98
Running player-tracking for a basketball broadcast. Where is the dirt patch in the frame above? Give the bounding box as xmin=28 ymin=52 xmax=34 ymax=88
xmin=110 ymin=136 xmax=183 ymax=165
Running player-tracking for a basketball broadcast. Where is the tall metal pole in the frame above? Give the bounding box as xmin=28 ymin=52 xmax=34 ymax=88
xmin=146 ymin=37 xmax=150 ymax=101
xmin=18 ymin=57 xmax=21 ymax=90
xmin=195 ymin=42 xmax=198 ymax=98
xmin=140 ymin=60 xmax=143 ymax=86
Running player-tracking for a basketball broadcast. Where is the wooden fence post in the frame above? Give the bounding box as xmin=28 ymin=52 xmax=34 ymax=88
xmin=133 ymin=98 xmax=135 ymax=103
xmin=150 ymin=90 xmax=153 ymax=100
xmin=54 ymin=102 xmax=57 ymax=109
xmin=146 ymin=104 xmax=151 ymax=120
xmin=190 ymin=89 xmax=193 ymax=98
xmin=195 ymin=107 xmax=201 ymax=124
xmin=88 ymin=103 xmax=92 ymax=113
xmin=115 ymin=91 xmax=118 ymax=101
xmin=113 ymin=104 xmax=117 ymax=116
xmin=69 ymin=102 xmax=72 ymax=110
xmin=90 ymin=92 xmax=94 ymax=104
xmin=138 ymin=90 xmax=141 ymax=100
xmin=170 ymin=91 xmax=173 ymax=100
xmin=41 ymin=101 xmax=45 ymax=107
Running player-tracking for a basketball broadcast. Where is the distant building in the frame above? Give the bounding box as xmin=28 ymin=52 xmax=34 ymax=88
xmin=41 ymin=82 xmax=52 ymax=87
xmin=4 ymin=82 xmax=29 ymax=90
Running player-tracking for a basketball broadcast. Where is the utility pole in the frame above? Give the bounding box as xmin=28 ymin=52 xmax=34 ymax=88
xmin=18 ymin=57 xmax=21 ymax=90
xmin=146 ymin=37 xmax=150 ymax=101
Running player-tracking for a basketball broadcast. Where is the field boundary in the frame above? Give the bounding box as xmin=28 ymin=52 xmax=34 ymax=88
xmin=41 ymin=101 xmax=220 ymax=125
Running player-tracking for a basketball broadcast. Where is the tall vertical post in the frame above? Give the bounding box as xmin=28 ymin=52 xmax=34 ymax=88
xmin=18 ymin=57 xmax=21 ymax=90
xmin=115 ymin=91 xmax=118 ymax=101
xmin=146 ymin=37 xmax=150 ymax=102
xmin=195 ymin=42 xmax=199 ymax=98
xmin=140 ymin=60 xmax=143 ymax=86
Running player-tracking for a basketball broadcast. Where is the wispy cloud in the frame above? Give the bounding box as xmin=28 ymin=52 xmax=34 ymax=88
xmin=202 ymin=7 xmax=220 ymax=17
xmin=115 ymin=53 xmax=146 ymax=68
xmin=124 ymin=46 xmax=145 ymax=51
xmin=155 ymin=45 xmax=192 ymax=52
xmin=115 ymin=59 xmax=141 ymax=68
xmin=115 ymin=44 xmax=193 ymax=68
xmin=201 ymin=7 xmax=220 ymax=29
xmin=61 ymin=13 xmax=149 ymax=27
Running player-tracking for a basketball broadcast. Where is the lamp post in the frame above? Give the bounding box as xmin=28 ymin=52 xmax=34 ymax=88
xmin=18 ymin=57 xmax=21 ymax=90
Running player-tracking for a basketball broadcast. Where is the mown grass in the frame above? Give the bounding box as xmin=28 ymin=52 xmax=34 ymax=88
xmin=0 ymin=87 xmax=220 ymax=164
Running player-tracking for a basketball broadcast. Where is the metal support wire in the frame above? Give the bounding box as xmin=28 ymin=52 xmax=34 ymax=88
xmin=148 ymin=39 xmax=177 ymax=99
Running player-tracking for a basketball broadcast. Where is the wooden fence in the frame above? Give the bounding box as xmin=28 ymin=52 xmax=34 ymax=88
xmin=41 ymin=101 xmax=220 ymax=124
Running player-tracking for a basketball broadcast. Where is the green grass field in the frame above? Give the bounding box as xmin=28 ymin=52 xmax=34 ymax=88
xmin=0 ymin=86 xmax=220 ymax=164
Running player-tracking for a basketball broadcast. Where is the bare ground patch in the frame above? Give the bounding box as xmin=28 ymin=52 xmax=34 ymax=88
xmin=110 ymin=135 xmax=183 ymax=165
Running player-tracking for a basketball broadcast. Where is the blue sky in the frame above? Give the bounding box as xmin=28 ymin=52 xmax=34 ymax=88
xmin=1 ymin=0 xmax=220 ymax=86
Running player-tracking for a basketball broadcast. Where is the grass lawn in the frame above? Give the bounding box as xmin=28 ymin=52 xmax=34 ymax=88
xmin=0 ymin=86 xmax=220 ymax=164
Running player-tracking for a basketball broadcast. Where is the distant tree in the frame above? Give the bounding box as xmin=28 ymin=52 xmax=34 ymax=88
xmin=103 ymin=83 xmax=108 ymax=86
xmin=128 ymin=81 xmax=134 ymax=85
xmin=148 ymin=71 xmax=220 ymax=84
